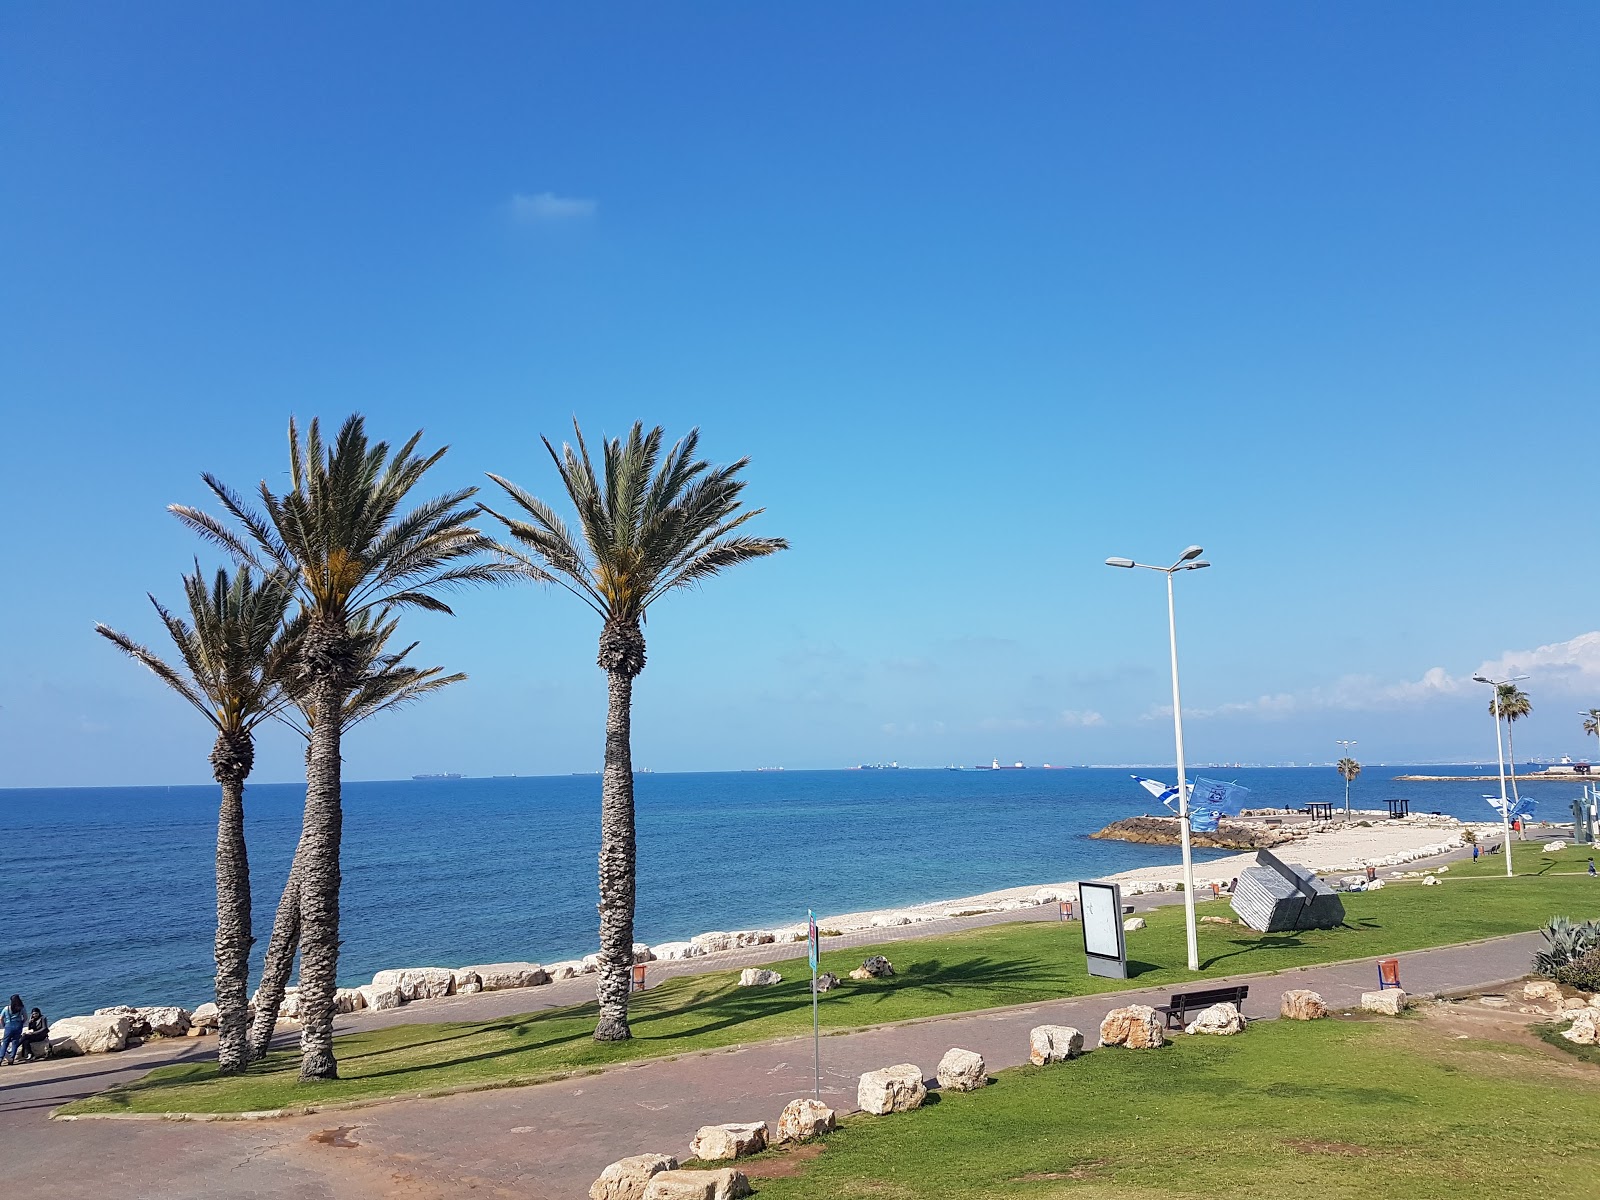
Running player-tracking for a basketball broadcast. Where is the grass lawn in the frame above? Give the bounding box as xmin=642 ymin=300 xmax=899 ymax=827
xmin=60 ymin=843 xmax=1600 ymax=1116
xmin=747 ymin=1015 xmax=1600 ymax=1199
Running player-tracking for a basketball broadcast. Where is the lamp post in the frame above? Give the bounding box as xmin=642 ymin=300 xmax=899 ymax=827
xmin=1106 ymin=545 xmax=1209 ymax=972
xmin=1336 ymin=740 xmax=1357 ymax=817
xmin=1473 ymin=673 xmax=1528 ymax=878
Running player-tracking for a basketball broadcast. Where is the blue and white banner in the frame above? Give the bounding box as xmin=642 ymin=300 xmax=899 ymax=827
xmin=1130 ymin=774 xmax=1249 ymax=831
xmin=1131 ymin=775 xmax=1183 ymax=813
xmin=1485 ymin=795 xmax=1539 ymax=820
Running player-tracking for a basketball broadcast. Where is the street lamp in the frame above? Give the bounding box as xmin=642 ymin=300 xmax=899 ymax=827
xmin=1473 ymin=673 xmax=1529 ymax=878
xmin=1106 ymin=545 xmax=1210 ymax=972
xmin=1336 ymin=740 xmax=1357 ymax=817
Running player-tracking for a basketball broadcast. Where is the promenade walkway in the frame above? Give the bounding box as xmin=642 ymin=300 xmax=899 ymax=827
xmin=3 ymin=923 xmax=1538 ymax=1200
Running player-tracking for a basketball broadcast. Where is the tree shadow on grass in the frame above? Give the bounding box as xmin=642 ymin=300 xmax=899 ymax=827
xmin=1200 ymin=934 xmax=1309 ymax=972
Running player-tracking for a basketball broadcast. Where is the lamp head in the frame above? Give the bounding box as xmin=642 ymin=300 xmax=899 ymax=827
xmin=1184 ymin=560 xmax=1210 ymax=570
xmin=1472 ymin=675 xmax=1491 ymax=684
xmin=1105 ymin=557 xmax=1135 ymax=568
xmin=1179 ymin=545 xmax=1204 ymax=561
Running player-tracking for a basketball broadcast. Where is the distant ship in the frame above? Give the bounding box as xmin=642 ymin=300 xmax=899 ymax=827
xmin=852 ymin=761 xmax=902 ymax=770
xmin=412 ymin=772 xmax=462 ymax=781
xmin=975 ymin=759 xmax=1027 ymax=770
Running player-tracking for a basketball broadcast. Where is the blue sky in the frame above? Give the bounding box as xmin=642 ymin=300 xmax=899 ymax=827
xmin=3 ymin=3 xmax=1598 ymax=787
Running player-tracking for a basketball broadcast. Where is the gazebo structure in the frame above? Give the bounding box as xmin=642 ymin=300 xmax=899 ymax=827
xmin=1385 ymin=797 xmax=1411 ymax=820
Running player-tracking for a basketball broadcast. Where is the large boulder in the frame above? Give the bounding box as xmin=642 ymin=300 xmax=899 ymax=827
xmin=689 ymin=1122 xmax=767 ymax=1161
xmin=547 ymin=960 xmax=586 ymax=980
xmin=1029 ymin=1024 xmax=1084 ymax=1064
xmin=690 ymin=931 xmax=775 ymax=954
xmin=1361 ymin=989 xmax=1408 ymax=1016
xmin=1123 ymin=917 xmax=1147 ymax=931
xmin=857 ymin=1064 xmax=926 ymax=1115
xmin=812 ymin=972 xmax=840 ymax=994
xmin=51 ymin=1013 xmax=132 ymax=1055
xmin=1185 ymin=1002 xmax=1245 ymax=1036
xmin=371 ymin=967 xmax=455 ymax=1001
xmin=641 ymin=1169 xmax=750 ymax=1200
xmin=190 ymin=1001 xmax=221 ymax=1032
xmin=849 ymin=955 xmax=894 ymax=981
xmin=1524 ymin=980 xmax=1562 ymax=1004
xmin=136 ymin=1006 xmax=192 ymax=1038
xmin=774 ymin=1098 xmax=835 ymax=1143
xmin=935 ymin=1047 xmax=987 ymax=1091
xmin=333 ymin=988 xmax=367 ymax=1015
xmin=590 ymin=1153 xmax=678 ymax=1200
xmin=452 ymin=970 xmax=483 ymax=995
xmin=737 ymin=969 xmax=782 ymax=987
xmin=457 ymin=963 xmax=550 ymax=992
xmin=357 ymin=983 xmax=405 ymax=1012
xmin=1563 ymin=1009 xmax=1600 ymax=1045
xmin=1099 ymin=1004 xmax=1165 ymax=1049
xmin=633 ymin=944 xmax=657 ymax=964
xmin=94 ymin=1006 xmax=151 ymax=1038
xmin=650 ymin=941 xmax=704 ymax=962
xmin=278 ymin=989 xmax=301 ymax=1019
xmin=1280 ymin=990 xmax=1328 ymax=1021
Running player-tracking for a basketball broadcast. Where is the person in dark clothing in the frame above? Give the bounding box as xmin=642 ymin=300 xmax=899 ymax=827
xmin=19 ymin=1008 xmax=49 ymax=1061
xmin=1 ymin=995 xmax=24 ymax=1065
xmin=1588 ymin=857 xmax=1597 ymax=878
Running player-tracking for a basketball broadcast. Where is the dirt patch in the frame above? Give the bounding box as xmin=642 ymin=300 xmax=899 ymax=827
xmin=309 ymin=1125 xmax=359 ymax=1148
xmin=1013 ymin=1158 xmax=1108 ymax=1182
xmin=1284 ymin=1139 xmax=1369 ymax=1157
xmin=745 ymin=1142 xmax=826 ymax=1179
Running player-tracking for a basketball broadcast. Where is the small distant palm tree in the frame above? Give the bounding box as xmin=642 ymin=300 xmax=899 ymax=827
xmin=1491 ymin=684 xmax=1532 ymax=805
xmin=1336 ymin=757 xmax=1361 ymax=815
xmin=96 ymin=564 xmax=293 ymax=1073
xmin=248 ymin=615 xmax=464 ymax=1061
xmin=1582 ymin=708 xmax=1600 ymax=756
xmin=484 ymin=421 xmax=787 ymax=1041
xmin=173 ymin=414 xmax=508 ymax=1081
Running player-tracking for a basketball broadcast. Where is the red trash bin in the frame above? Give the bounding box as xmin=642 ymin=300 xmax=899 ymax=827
xmin=1377 ymin=957 xmax=1402 ymax=990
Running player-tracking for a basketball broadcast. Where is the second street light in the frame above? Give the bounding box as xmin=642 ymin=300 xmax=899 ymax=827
xmin=1106 ymin=544 xmax=1210 ymax=972
xmin=1473 ymin=672 xmax=1528 ymax=878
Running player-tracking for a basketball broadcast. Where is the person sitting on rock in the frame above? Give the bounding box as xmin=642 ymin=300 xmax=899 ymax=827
xmin=19 ymin=1008 xmax=49 ymax=1061
xmin=0 ymin=995 xmax=24 ymax=1065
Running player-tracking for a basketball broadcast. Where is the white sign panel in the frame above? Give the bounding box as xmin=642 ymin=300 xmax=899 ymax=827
xmin=1078 ymin=880 xmax=1127 ymax=979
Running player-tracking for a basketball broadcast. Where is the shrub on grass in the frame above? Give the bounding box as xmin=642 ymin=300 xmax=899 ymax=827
xmin=1533 ymin=916 xmax=1600 ymax=977
xmin=1554 ymin=947 xmax=1600 ymax=993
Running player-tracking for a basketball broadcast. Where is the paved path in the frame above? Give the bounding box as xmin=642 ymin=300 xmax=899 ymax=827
xmin=5 ymin=923 xmax=1536 ymax=1200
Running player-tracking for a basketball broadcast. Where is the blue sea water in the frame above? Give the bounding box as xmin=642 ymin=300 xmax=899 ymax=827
xmin=0 ymin=765 xmax=1551 ymax=1018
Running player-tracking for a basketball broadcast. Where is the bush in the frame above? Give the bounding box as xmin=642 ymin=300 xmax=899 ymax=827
xmin=1556 ymin=947 xmax=1600 ymax=993
xmin=1462 ymin=828 xmax=1478 ymax=845
xmin=1534 ymin=916 xmax=1600 ymax=977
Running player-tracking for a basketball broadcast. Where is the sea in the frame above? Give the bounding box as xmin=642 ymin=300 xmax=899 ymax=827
xmin=0 ymin=765 xmax=1566 ymax=1018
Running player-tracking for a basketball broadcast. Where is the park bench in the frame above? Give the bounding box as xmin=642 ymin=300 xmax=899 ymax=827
xmin=1155 ymin=985 xmax=1249 ymax=1030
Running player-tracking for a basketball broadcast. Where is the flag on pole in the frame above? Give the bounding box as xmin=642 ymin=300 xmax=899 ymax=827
xmin=1131 ymin=774 xmax=1184 ymax=813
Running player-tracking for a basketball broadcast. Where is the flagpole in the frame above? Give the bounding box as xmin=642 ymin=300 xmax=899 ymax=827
xmin=808 ymin=909 xmax=820 ymax=1100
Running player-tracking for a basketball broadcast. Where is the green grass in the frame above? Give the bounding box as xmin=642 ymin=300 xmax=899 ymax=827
xmin=747 ymin=1016 xmax=1600 ymax=1199
xmin=60 ymin=844 xmax=1600 ymax=1116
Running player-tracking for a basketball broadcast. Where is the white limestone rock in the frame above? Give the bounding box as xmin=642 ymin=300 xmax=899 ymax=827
xmin=857 ymin=1063 xmax=926 ymax=1115
xmin=689 ymin=1122 xmax=767 ymax=1161
xmin=737 ymin=968 xmax=782 ymax=987
xmin=357 ymin=983 xmax=405 ymax=1012
xmin=1545 ymin=840 xmax=1568 ymax=852
xmin=278 ymin=988 xmax=301 ymax=1019
xmin=634 ymin=944 xmax=657 ymax=964
xmin=650 ymin=941 xmax=704 ymax=962
xmin=547 ymin=960 xmax=585 ymax=980
xmin=812 ymin=972 xmax=840 ymax=994
xmin=457 ymin=963 xmax=550 ymax=992
xmin=935 ymin=1047 xmax=987 ymax=1091
xmin=850 ymin=955 xmax=894 ymax=980
xmin=50 ymin=1013 xmax=132 ymax=1055
xmin=589 ymin=1153 xmax=679 ymax=1200
xmin=333 ymin=987 xmax=367 ymax=1014
xmin=1423 ymin=876 xmax=1440 ymax=886
xmin=691 ymin=930 xmax=775 ymax=954
xmin=1361 ymin=989 xmax=1408 ymax=1016
xmin=1029 ymin=1024 xmax=1084 ymax=1064
xmin=1563 ymin=1009 xmax=1600 ymax=1045
xmin=190 ymin=1001 xmax=220 ymax=1031
xmin=1123 ymin=917 xmax=1147 ymax=931
xmin=641 ymin=1169 xmax=750 ymax=1200
xmin=453 ymin=971 xmax=483 ymax=995
xmin=869 ymin=912 xmax=913 ymax=928
xmin=372 ymin=967 xmax=455 ymax=1001
xmin=136 ymin=1006 xmax=192 ymax=1038
xmin=1280 ymin=990 xmax=1329 ymax=1021
xmin=774 ymin=1098 xmax=836 ymax=1143
xmin=1098 ymin=1004 xmax=1165 ymax=1049
xmin=582 ymin=953 xmax=604 ymax=973
xmin=94 ymin=1005 xmax=150 ymax=1037
xmin=1524 ymin=980 xmax=1562 ymax=1003
xmin=1185 ymin=1002 xmax=1245 ymax=1036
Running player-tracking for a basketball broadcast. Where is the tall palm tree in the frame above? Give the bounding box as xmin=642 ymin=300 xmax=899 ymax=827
xmin=1335 ymin=757 xmax=1361 ymax=815
xmin=96 ymin=564 xmax=293 ymax=1073
xmin=484 ymin=421 xmax=787 ymax=1041
xmin=1582 ymin=708 xmax=1600 ymax=758
xmin=173 ymin=414 xmax=507 ymax=1080
xmin=1492 ymin=683 xmax=1532 ymax=806
xmin=248 ymin=616 xmax=464 ymax=1061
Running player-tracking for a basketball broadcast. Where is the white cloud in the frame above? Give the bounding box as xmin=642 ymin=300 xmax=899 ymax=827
xmin=1153 ymin=632 xmax=1600 ymax=722
xmin=1059 ymin=709 xmax=1106 ymax=727
xmin=508 ymin=192 xmax=596 ymax=222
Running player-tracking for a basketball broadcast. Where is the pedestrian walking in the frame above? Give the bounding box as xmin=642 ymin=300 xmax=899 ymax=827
xmin=1 ymin=995 xmax=24 ymax=1065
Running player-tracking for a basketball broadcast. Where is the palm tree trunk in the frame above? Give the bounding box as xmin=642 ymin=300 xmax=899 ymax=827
xmin=247 ymin=845 xmax=302 ymax=1061
xmin=211 ymin=733 xmax=254 ymax=1075
xmin=593 ymin=667 xmax=637 ymax=1041
xmin=296 ymin=650 xmax=347 ymax=1081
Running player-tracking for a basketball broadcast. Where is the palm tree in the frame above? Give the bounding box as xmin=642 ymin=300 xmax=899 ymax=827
xmin=484 ymin=421 xmax=787 ymax=1041
xmin=247 ymin=616 xmax=464 ymax=1061
xmin=96 ymin=564 xmax=293 ymax=1073
xmin=1582 ymin=708 xmax=1600 ymax=758
xmin=1492 ymin=683 xmax=1532 ymax=807
xmin=173 ymin=414 xmax=508 ymax=1080
xmin=1335 ymin=757 xmax=1361 ymax=815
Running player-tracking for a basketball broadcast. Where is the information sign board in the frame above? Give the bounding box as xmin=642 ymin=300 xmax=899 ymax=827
xmin=1078 ymin=880 xmax=1128 ymax=979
